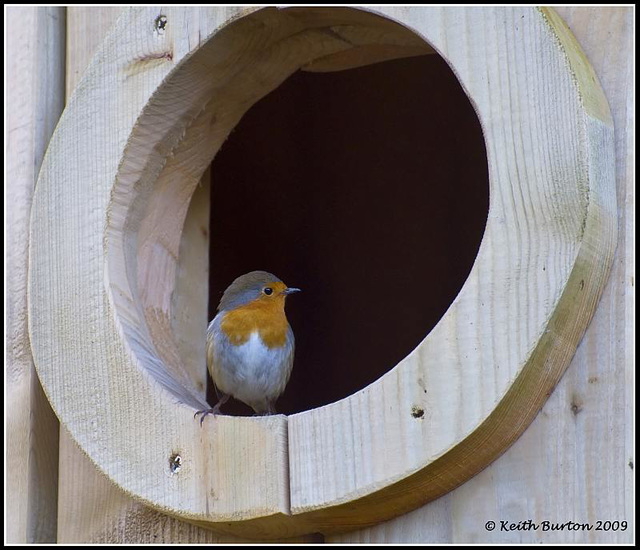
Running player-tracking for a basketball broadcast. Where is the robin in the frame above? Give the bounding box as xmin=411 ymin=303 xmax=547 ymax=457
xmin=195 ymin=271 xmax=300 ymax=423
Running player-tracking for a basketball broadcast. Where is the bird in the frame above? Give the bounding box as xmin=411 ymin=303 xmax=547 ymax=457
xmin=195 ymin=270 xmax=300 ymax=423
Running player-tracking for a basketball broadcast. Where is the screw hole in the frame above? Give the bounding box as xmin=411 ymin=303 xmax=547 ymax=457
xmin=155 ymin=15 xmax=167 ymax=34
xmin=169 ymin=453 xmax=182 ymax=474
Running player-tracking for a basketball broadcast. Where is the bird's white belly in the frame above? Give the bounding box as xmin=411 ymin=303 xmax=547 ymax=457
xmin=213 ymin=330 xmax=292 ymax=409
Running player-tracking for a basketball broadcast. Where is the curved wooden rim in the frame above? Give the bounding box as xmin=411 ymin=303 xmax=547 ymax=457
xmin=29 ymin=7 xmax=616 ymax=538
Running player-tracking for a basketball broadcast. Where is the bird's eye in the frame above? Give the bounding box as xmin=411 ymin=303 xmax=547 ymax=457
xmin=263 ymin=287 xmax=273 ymax=296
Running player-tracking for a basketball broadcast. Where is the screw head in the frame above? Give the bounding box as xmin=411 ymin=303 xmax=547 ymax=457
xmin=155 ymin=15 xmax=167 ymax=34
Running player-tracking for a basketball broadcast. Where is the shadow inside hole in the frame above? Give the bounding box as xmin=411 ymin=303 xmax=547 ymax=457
xmin=207 ymin=54 xmax=489 ymax=416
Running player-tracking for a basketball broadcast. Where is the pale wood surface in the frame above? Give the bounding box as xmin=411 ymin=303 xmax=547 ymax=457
xmin=57 ymin=8 xmax=281 ymax=543
xmin=28 ymin=6 xmax=622 ymax=540
xmin=37 ymin=6 xmax=297 ymax=537
xmin=58 ymin=427 xmax=240 ymax=543
xmin=65 ymin=7 xmax=123 ymax=99
xmin=171 ymin=167 xmax=211 ymax=395
xmin=56 ymin=9 xmax=319 ymax=543
xmin=301 ymin=23 xmax=434 ymax=72
xmin=287 ymin=5 xmax=616 ymax=532
xmin=6 ymin=6 xmax=65 ymax=543
xmin=57 ymin=7 xmax=126 ymax=543
xmin=328 ymin=6 xmax=633 ymax=543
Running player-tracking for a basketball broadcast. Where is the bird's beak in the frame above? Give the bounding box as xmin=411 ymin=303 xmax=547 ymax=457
xmin=283 ymin=287 xmax=301 ymax=295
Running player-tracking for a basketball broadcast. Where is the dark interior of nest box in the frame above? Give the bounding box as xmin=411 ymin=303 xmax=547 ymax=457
xmin=206 ymin=54 xmax=489 ymax=416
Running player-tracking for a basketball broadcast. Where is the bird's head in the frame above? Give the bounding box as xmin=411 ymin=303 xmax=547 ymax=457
xmin=218 ymin=270 xmax=300 ymax=312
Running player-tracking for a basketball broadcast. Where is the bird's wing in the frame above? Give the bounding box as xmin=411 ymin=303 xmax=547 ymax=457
xmin=206 ymin=315 xmax=228 ymax=399
xmin=284 ymin=326 xmax=295 ymax=385
xmin=206 ymin=317 xmax=216 ymax=373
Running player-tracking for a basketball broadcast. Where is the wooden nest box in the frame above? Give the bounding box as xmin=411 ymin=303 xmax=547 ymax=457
xmin=29 ymin=6 xmax=616 ymax=539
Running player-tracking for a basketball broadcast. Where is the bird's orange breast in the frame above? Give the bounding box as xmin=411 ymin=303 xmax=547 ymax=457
xmin=220 ymin=298 xmax=289 ymax=348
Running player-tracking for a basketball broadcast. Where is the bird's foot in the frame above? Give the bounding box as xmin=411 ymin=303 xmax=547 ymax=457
xmin=194 ymin=394 xmax=229 ymax=426
xmin=194 ymin=406 xmax=220 ymax=426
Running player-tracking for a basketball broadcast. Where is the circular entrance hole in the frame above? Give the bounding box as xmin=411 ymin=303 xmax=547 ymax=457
xmin=207 ymin=55 xmax=488 ymax=415
xmin=107 ymin=7 xmax=489 ymax=417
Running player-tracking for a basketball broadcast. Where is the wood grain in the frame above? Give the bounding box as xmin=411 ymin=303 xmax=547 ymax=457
xmin=301 ymin=24 xmax=434 ymax=72
xmin=328 ymin=6 xmax=633 ymax=543
xmin=58 ymin=427 xmax=244 ymax=543
xmin=171 ymin=167 xmax=211 ymax=395
xmin=57 ymin=8 xmax=125 ymax=544
xmin=58 ymin=7 xmax=281 ymax=543
xmin=287 ymin=6 xmax=616 ymax=532
xmin=28 ymin=6 xmax=619 ymax=540
xmin=56 ymin=8 xmax=320 ymax=543
xmin=6 ymin=6 xmax=65 ymax=543
xmin=65 ymin=7 xmax=123 ymax=98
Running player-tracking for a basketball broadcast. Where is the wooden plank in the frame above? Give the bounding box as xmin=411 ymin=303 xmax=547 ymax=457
xmin=288 ymin=5 xmax=616 ymax=531
xmin=6 ymin=6 xmax=65 ymax=543
xmin=57 ymin=7 xmax=124 ymax=543
xmin=58 ymin=428 xmax=239 ymax=543
xmin=328 ymin=6 xmax=633 ymax=543
xmin=36 ymin=6 xmax=296 ymax=538
xmin=65 ymin=7 xmax=124 ymax=97
xmin=38 ymin=7 xmax=346 ymax=538
xmin=58 ymin=7 xmax=227 ymax=542
xmin=58 ymin=428 xmax=245 ymax=543
xmin=56 ymin=8 xmax=319 ymax=542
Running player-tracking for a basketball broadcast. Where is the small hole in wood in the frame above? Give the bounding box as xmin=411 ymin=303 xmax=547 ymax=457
xmin=411 ymin=406 xmax=425 ymax=419
xmin=169 ymin=453 xmax=182 ymax=474
xmin=155 ymin=14 xmax=167 ymax=34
